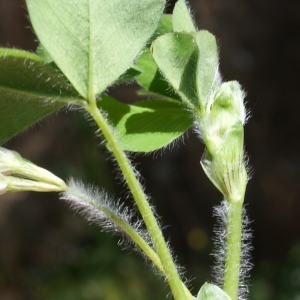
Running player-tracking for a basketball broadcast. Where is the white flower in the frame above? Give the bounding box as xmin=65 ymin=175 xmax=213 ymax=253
xmin=0 ymin=147 xmax=20 ymax=174
xmin=0 ymin=147 xmax=67 ymax=194
xmin=0 ymin=174 xmax=8 ymax=195
xmin=0 ymin=173 xmax=64 ymax=193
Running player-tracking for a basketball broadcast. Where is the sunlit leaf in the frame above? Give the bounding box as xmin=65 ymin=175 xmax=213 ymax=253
xmin=173 ymin=0 xmax=197 ymax=32
xmin=149 ymin=14 xmax=173 ymax=44
xmin=36 ymin=43 xmax=53 ymax=63
xmin=26 ymin=0 xmax=166 ymax=98
xmin=196 ymin=31 xmax=220 ymax=107
xmin=98 ymin=96 xmax=193 ymax=152
xmin=136 ymin=48 xmax=181 ymax=101
xmin=151 ymin=32 xmax=199 ymax=108
xmin=134 ymin=14 xmax=181 ymax=101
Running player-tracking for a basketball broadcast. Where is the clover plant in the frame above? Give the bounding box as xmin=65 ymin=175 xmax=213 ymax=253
xmin=0 ymin=0 xmax=252 ymax=299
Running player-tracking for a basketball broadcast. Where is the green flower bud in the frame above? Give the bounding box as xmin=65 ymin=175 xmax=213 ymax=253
xmin=203 ymin=81 xmax=246 ymax=156
xmin=201 ymin=122 xmax=247 ymax=202
xmin=198 ymin=80 xmax=247 ymax=202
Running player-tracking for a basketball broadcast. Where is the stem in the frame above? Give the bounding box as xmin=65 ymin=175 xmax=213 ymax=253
xmin=66 ymin=183 xmax=193 ymax=299
xmin=65 ymin=184 xmax=164 ymax=273
xmin=85 ymin=99 xmax=188 ymax=300
xmin=223 ymin=199 xmax=243 ymax=300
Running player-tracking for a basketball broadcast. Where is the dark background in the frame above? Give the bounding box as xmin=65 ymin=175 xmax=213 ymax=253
xmin=0 ymin=0 xmax=300 ymax=299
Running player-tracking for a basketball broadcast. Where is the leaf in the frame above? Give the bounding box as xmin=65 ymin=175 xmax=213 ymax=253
xmin=98 ymin=96 xmax=193 ymax=152
xmin=173 ymin=0 xmax=197 ymax=32
xmin=36 ymin=43 xmax=53 ymax=63
xmin=136 ymin=48 xmax=181 ymax=101
xmin=151 ymin=32 xmax=199 ymax=108
xmin=196 ymin=30 xmax=220 ymax=107
xmin=116 ymin=68 xmax=141 ymax=84
xmin=135 ymin=15 xmax=181 ymax=101
xmin=0 ymin=48 xmax=79 ymax=145
xmin=149 ymin=14 xmax=173 ymax=44
xmin=197 ymin=283 xmax=231 ymax=300
xmin=26 ymin=0 xmax=166 ymax=98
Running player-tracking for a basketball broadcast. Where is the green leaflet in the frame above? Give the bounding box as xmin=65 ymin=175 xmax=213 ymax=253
xmin=135 ymin=14 xmax=182 ymax=101
xmin=26 ymin=0 xmax=165 ymax=98
xmin=116 ymin=68 xmax=141 ymax=84
xmin=136 ymin=48 xmax=182 ymax=101
xmin=148 ymin=14 xmax=173 ymax=44
xmin=36 ymin=43 xmax=53 ymax=63
xmin=0 ymin=48 xmax=79 ymax=145
xmin=151 ymin=32 xmax=199 ymax=108
xmin=173 ymin=0 xmax=197 ymax=32
xmin=196 ymin=30 xmax=220 ymax=108
xmin=136 ymin=5 xmax=197 ymax=102
xmin=98 ymin=96 xmax=193 ymax=152
xmin=197 ymin=283 xmax=231 ymax=300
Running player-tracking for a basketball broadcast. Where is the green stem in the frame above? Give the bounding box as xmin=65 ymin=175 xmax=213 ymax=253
xmin=223 ymin=199 xmax=243 ymax=300
xmin=66 ymin=185 xmax=163 ymax=271
xmin=85 ymin=99 xmax=188 ymax=300
xmin=67 ymin=184 xmax=193 ymax=299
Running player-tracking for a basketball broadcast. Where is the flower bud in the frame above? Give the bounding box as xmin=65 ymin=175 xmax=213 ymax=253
xmin=0 ymin=147 xmax=66 ymax=194
xmin=0 ymin=173 xmax=66 ymax=194
xmin=203 ymin=81 xmax=246 ymax=156
xmin=0 ymin=147 xmax=21 ymax=175
xmin=0 ymin=147 xmax=66 ymax=188
xmin=200 ymin=81 xmax=248 ymax=202
xmin=201 ymin=122 xmax=247 ymax=202
xmin=0 ymin=174 xmax=8 ymax=195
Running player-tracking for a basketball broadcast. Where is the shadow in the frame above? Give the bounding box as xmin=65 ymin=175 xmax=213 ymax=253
xmin=124 ymin=101 xmax=193 ymax=134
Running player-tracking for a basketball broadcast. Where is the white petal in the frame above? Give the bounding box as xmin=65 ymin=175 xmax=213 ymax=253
xmin=0 ymin=175 xmax=8 ymax=193
xmin=0 ymin=165 xmax=11 ymax=174
xmin=0 ymin=147 xmax=15 ymax=159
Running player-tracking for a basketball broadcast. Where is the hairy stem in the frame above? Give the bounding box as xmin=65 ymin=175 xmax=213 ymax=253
xmin=64 ymin=183 xmax=164 ymax=272
xmin=63 ymin=182 xmax=192 ymax=299
xmin=223 ymin=199 xmax=243 ymax=300
xmin=85 ymin=99 xmax=190 ymax=300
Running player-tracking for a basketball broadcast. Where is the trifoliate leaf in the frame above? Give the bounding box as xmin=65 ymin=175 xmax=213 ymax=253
xmin=26 ymin=0 xmax=166 ymax=98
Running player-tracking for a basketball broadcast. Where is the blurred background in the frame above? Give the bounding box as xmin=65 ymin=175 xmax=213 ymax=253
xmin=0 ymin=0 xmax=300 ymax=299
